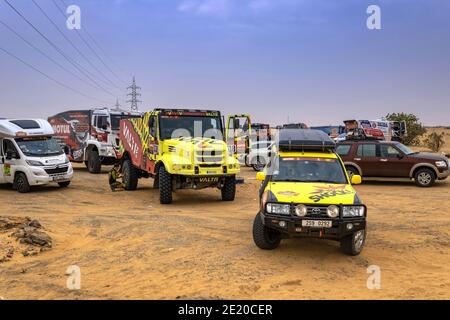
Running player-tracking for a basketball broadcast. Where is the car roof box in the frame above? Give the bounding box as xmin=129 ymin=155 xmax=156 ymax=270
xmin=278 ymin=129 xmax=335 ymax=151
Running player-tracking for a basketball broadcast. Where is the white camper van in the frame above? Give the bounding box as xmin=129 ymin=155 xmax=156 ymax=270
xmin=0 ymin=119 xmax=73 ymax=193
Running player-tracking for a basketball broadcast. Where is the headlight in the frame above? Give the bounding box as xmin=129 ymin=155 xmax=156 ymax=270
xmin=327 ymin=205 xmax=340 ymax=218
xmin=295 ymin=204 xmax=307 ymax=217
xmin=342 ymin=206 xmax=365 ymax=217
xmin=26 ymin=160 xmax=44 ymax=166
xmin=435 ymin=161 xmax=448 ymax=168
xmin=64 ymin=157 xmax=70 ymax=164
xmin=266 ymin=203 xmax=291 ymax=215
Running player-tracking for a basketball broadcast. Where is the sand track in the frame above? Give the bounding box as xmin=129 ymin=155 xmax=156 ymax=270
xmin=0 ymin=164 xmax=449 ymax=300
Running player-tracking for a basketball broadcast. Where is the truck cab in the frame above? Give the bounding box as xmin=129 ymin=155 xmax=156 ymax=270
xmin=0 ymin=119 xmax=73 ymax=193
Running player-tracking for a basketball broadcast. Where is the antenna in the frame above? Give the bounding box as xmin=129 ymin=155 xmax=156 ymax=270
xmin=126 ymin=76 xmax=142 ymax=111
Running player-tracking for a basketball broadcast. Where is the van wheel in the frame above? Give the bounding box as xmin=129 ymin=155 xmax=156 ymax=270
xmin=14 ymin=173 xmax=30 ymax=193
xmin=58 ymin=181 xmax=71 ymax=188
xmin=252 ymin=158 xmax=266 ymax=172
xmin=159 ymin=166 xmax=172 ymax=204
xmin=122 ymin=160 xmax=138 ymax=190
xmin=346 ymin=166 xmax=359 ymax=179
xmin=221 ymin=176 xmax=236 ymax=201
xmin=414 ymin=168 xmax=435 ymax=187
xmin=340 ymin=229 xmax=366 ymax=256
xmin=87 ymin=150 xmax=101 ymax=174
xmin=253 ymin=213 xmax=281 ymax=250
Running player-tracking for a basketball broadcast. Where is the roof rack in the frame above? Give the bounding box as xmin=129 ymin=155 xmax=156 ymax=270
xmin=278 ymin=129 xmax=335 ymax=152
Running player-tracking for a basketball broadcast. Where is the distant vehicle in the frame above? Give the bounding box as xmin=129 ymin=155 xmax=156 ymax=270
xmin=246 ymin=140 xmax=274 ymax=171
xmin=343 ymin=119 xmax=407 ymax=142
xmin=310 ymin=126 xmax=345 ymax=139
xmin=282 ymin=123 xmax=308 ymax=129
xmin=48 ymin=108 xmax=141 ymax=173
xmin=0 ymin=119 xmax=73 ymax=193
xmin=336 ymin=140 xmax=449 ymax=187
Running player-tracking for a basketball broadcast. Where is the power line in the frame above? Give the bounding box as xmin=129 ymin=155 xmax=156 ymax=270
xmin=2 ymin=0 xmax=117 ymax=98
xmin=31 ymin=0 xmax=123 ymax=92
xmin=0 ymin=46 xmax=114 ymax=105
xmin=0 ymin=18 xmax=118 ymax=97
xmin=57 ymin=0 xmax=130 ymax=84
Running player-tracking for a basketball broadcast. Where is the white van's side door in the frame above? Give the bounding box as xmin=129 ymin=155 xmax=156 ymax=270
xmin=0 ymin=138 xmax=5 ymax=184
xmin=1 ymin=139 xmax=18 ymax=184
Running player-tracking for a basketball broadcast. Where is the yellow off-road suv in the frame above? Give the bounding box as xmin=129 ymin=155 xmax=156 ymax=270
xmin=253 ymin=129 xmax=367 ymax=256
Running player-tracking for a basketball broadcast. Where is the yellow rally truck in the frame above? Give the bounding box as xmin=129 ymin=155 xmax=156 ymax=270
xmin=117 ymin=109 xmax=240 ymax=204
xmin=253 ymin=129 xmax=367 ymax=255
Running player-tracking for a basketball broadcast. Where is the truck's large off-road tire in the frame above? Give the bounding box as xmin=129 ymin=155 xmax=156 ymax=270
xmin=253 ymin=213 xmax=281 ymax=250
xmin=340 ymin=229 xmax=366 ymax=256
xmin=87 ymin=150 xmax=101 ymax=174
xmin=414 ymin=168 xmax=436 ymax=187
xmin=14 ymin=172 xmax=30 ymax=193
xmin=221 ymin=176 xmax=236 ymax=201
xmin=122 ymin=160 xmax=139 ymax=191
xmin=159 ymin=166 xmax=172 ymax=204
xmin=58 ymin=181 xmax=71 ymax=188
xmin=345 ymin=166 xmax=360 ymax=179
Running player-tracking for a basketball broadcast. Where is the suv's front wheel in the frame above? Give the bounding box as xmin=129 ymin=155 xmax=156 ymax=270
xmin=253 ymin=213 xmax=281 ymax=250
xmin=414 ymin=168 xmax=436 ymax=187
xmin=340 ymin=229 xmax=365 ymax=256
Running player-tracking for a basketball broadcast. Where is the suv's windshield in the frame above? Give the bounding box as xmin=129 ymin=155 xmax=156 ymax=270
xmin=111 ymin=115 xmax=141 ymax=130
xmin=15 ymin=137 xmax=63 ymax=157
xmin=394 ymin=142 xmax=415 ymax=155
xmin=270 ymin=157 xmax=348 ymax=184
xmin=160 ymin=116 xmax=223 ymax=140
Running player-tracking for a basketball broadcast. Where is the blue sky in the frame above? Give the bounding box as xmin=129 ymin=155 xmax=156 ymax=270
xmin=0 ymin=0 xmax=449 ymax=125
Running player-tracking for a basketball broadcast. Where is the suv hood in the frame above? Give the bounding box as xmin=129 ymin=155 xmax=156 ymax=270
xmin=408 ymin=152 xmax=448 ymax=161
xmin=267 ymin=182 xmax=358 ymax=205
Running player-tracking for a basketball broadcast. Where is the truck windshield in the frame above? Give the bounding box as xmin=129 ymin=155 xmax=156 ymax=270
xmin=15 ymin=137 xmax=63 ymax=157
xmin=111 ymin=115 xmax=141 ymax=130
xmin=271 ymin=157 xmax=348 ymax=184
xmin=159 ymin=116 xmax=223 ymax=140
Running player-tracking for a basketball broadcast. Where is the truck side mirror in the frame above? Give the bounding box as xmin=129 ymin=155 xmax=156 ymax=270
xmin=256 ymin=172 xmax=266 ymax=181
xmin=351 ymin=175 xmax=362 ymax=185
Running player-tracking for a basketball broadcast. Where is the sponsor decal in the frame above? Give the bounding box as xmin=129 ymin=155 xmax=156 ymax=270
xmin=199 ymin=177 xmax=219 ymax=183
xmin=3 ymin=164 xmax=11 ymax=176
xmin=309 ymin=185 xmax=354 ymax=203
xmin=277 ymin=191 xmax=299 ymax=196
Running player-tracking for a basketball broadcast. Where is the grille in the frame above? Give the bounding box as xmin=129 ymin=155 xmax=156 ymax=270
xmin=306 ymin=206 xmax=329 ymax=217
xmin=196 ymin=150 xmax=223 ymax=157
xmin=199 ymin=164 xmax=222 ymax=168
xmin=45 ymin=166 xmax=69 ymax=175
xmin=196 ymin=156 xmax=223 ymax=163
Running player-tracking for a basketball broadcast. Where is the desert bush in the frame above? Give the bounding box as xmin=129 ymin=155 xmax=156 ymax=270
xmin=424 ymin=132 xmax=445 ymax=152
xmin=386 ymin=113 xmax=427 ymax=146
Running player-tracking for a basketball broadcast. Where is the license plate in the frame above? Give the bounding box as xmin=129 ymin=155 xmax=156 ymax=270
xmin=301 ymin=220 xmax=332 ymax=228
xmin=207 ymin=171 xmax=218 ymax=174
xmin=52 ymin=176 xmax=67 ymax=182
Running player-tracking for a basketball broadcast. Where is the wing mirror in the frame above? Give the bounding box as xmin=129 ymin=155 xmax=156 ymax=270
xmin=351 ymin=175 xmax=362 ymax=185
xmin=256 ymin=172 xmax=266 ymax=181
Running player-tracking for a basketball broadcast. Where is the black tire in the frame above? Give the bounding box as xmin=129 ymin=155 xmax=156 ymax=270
xmin=345 ymin=166 xmax=359 ymax=179
xmin=14 ymin=173 xmax=30 ymax=193
xmin=414 ymin=168 xmax=436 ymax=187
xmin=340 ymin=229 xmax=366 ymax=256
xmin=244 ymin=154 xmax=250 ymax=167
xmin=221 ymin=176 xmax=236 ymax=201
xmin=252 ymin=213 xmax=281 ymax=250
xmin=87 ymin=150 xmax=101 ymax=174
xmin=252 ymin=158 xmax=266 ymax=172
xmin=84 ymin=161 xmax=89 ymax=169
xmin=159 ymin=166 xmax=172 ymax=204
xmin=58 ymin=181 xmax=71 ymax=188
xmin=122 ymin=160 xmax=139 ymax=190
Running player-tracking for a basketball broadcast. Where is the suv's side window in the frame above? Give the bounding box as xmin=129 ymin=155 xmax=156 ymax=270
xmin=380 ymin=144 xmax=400 ymax=158
xmin=336 ymin=144 xmax=352 ymax=156
xmin=357 ymin=144 xmax=377 ymax=157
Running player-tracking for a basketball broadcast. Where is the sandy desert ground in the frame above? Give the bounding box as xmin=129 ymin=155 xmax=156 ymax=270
xmin=0 ymin=159 xmax=449 ymax=300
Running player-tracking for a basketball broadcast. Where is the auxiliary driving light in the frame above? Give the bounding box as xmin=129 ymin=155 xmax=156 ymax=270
xmin=346 ymin=223 xmax=354 ymax=230
xmin=279 ymin=221 xmax=287 ymax=228
xmin=327 ymin=205 xmax=340 ymax=218
xmin=295 ymin=204 xmax=307 ymax=217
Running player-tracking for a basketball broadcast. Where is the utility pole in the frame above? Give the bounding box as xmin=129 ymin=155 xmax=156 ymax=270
xmin=127 ymin=76 xmax=141 ymax=111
